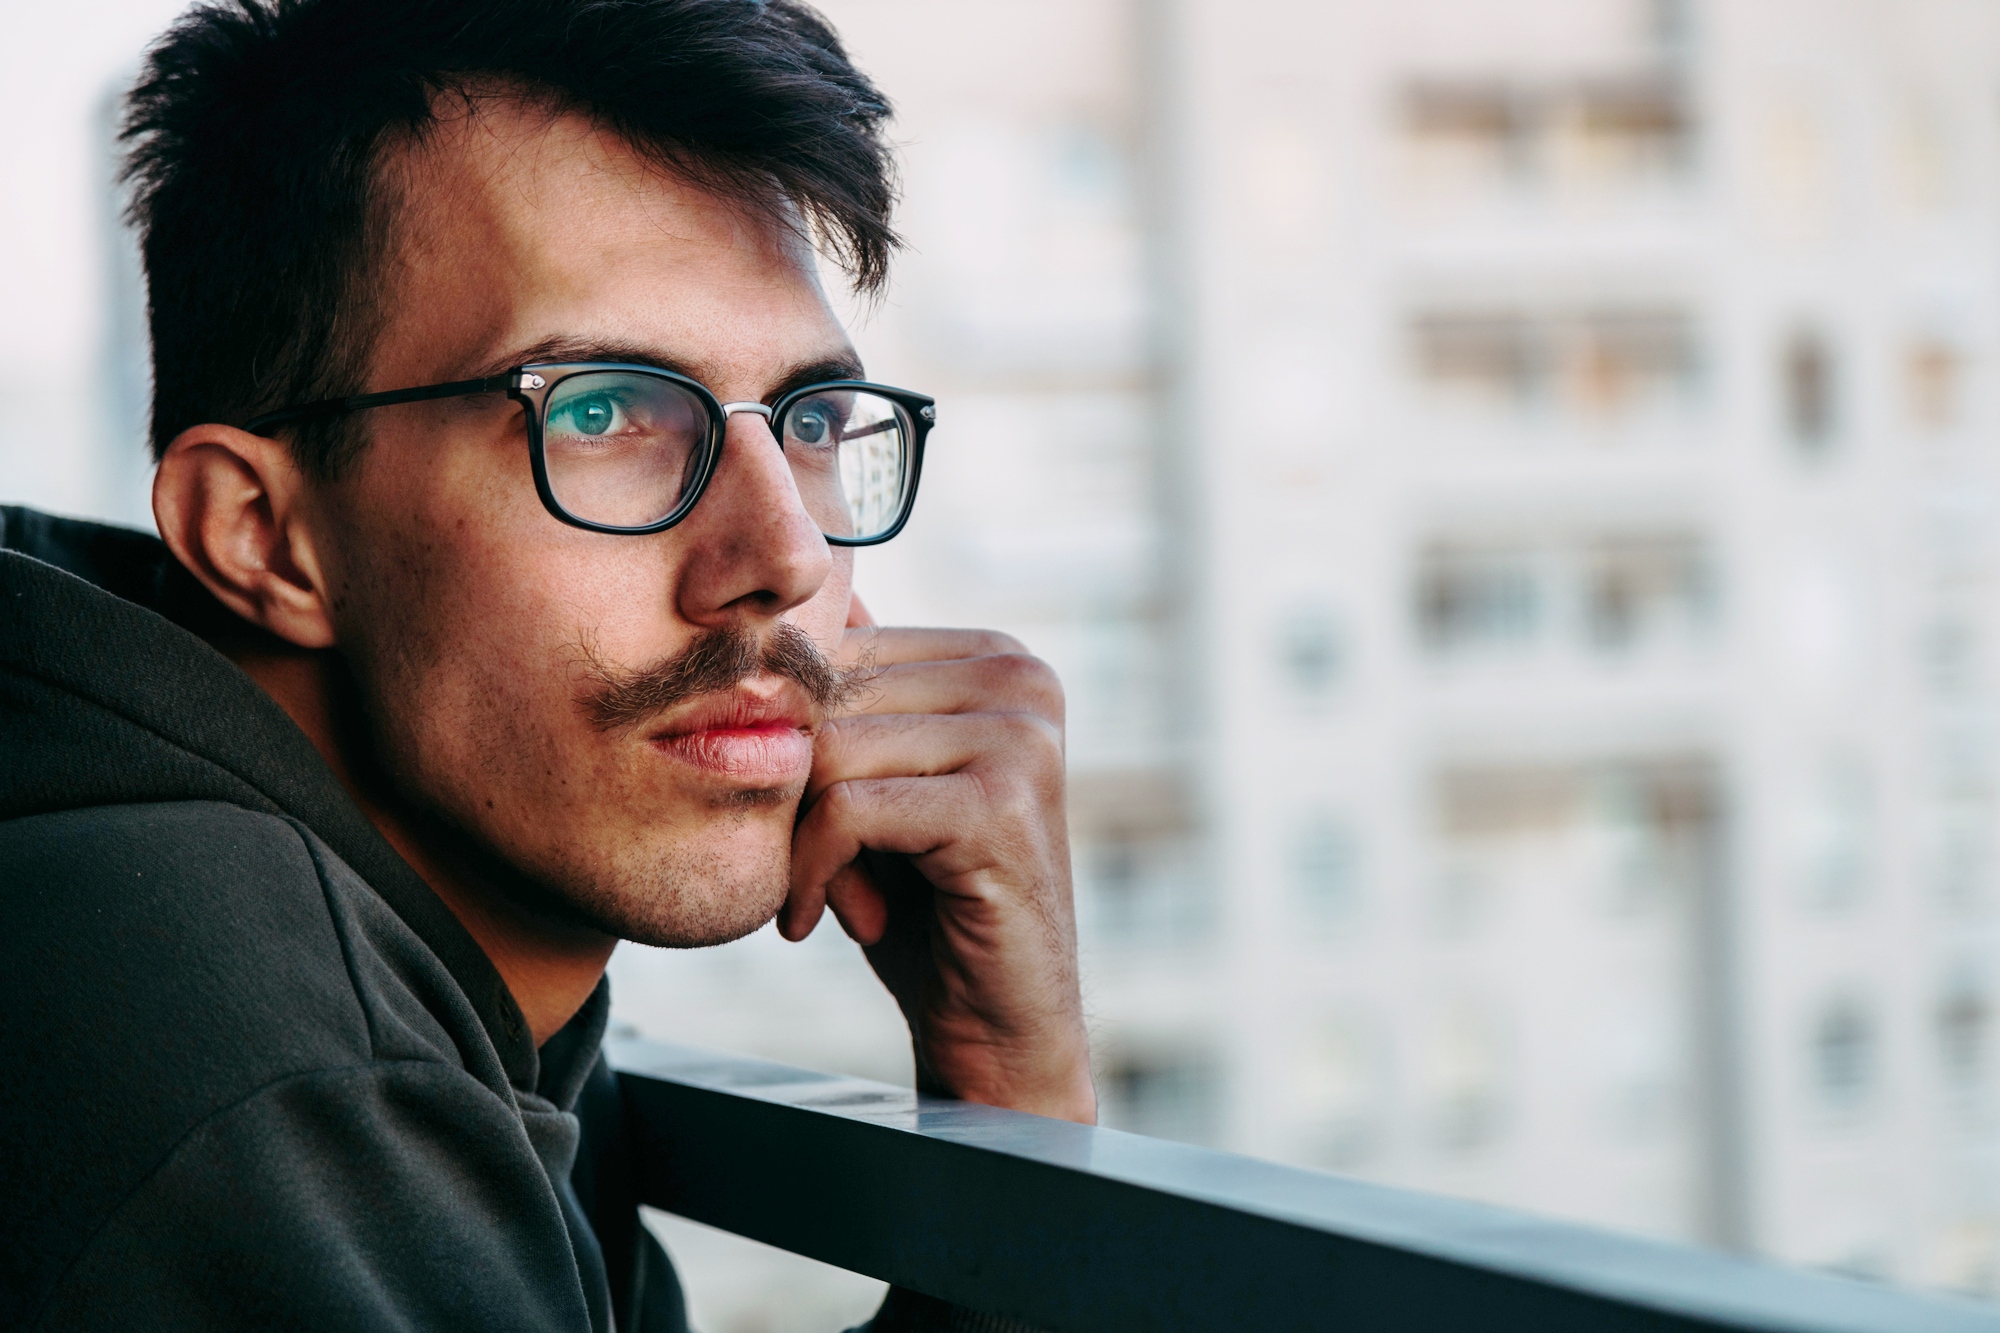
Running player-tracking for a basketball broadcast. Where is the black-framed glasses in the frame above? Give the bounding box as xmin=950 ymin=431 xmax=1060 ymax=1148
xmin=245 ymin=362 xmax=936 ymax=545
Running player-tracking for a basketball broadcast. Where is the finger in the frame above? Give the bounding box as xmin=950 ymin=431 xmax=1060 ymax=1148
xmin=836 ymin=653 xmax=1064 ymax=726
xmin=806 ymin=710 xmax=1062 ymax=806
xmin=777 ymin=872 xmax=827 ymax=941
xmin=836 ymin=625 xmax=1029 ymax=671
xmin=790 ymin=770 xmax=996 ymax=907
xmin=824 ymin=862 xmax=890 ymax=945
xmin=846 ymin=591 xmax=877 ymax=629
xmin=777 ymin=859 xmax=890 ymax=945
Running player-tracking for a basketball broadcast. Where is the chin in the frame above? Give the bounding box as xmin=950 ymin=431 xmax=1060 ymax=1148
xmin=553 ymin=835 xmax=795 ymax=949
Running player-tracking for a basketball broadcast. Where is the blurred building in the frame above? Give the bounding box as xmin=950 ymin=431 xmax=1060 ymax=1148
xmin=608 ymin=0 xmax=2000 ymax=1317
xmin=11 ymin=0 xmax=2000 ymax=1326
xmin=1159 ymin=0 xmax=2000 ymax=1294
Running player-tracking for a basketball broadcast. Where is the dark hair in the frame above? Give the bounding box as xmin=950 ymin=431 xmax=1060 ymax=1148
xmin=121 ymin=0 xmax=899 ymax=472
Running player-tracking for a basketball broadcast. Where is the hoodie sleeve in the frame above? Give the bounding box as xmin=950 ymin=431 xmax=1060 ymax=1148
xmin=31 ymin=1060 xmax=596 ymax=1332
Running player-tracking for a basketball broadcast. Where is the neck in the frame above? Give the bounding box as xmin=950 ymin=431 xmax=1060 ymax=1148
xmin=227 ymin=642 xmax=615 ymax=1047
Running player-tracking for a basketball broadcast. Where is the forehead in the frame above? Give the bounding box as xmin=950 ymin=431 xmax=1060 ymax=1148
xmin=372 ymin=96 xmax=847 ymax=387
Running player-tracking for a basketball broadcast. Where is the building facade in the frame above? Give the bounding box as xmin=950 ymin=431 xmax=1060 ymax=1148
xmin=605 ymin=0 xmax=2000 ymax=1315
xmin=18 ymin=0 xmax=1983 ymax=1321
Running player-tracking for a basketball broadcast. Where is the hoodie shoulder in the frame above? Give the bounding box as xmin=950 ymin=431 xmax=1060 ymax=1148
xmin=0 ymin=802 xmax=372 ymax=1319
xmin=0 ymin=533 xmax=524 ymax=1069
xmin=0 ymin=799 xmax=538 ymax=1332
xmin=1 ymin=798 xmax=374 ymax=1100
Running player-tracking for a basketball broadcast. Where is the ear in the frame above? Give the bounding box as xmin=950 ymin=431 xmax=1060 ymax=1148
xmin=152 ymin=424 xmax=337 ymax=649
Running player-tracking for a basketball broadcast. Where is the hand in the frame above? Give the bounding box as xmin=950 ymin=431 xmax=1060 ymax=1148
xmin=779 ymin=609 xmax=1095 ymax=1124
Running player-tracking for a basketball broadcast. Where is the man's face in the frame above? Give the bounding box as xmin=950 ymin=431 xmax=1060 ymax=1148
xmin=309 ymin=101 xmax=860 ymax=947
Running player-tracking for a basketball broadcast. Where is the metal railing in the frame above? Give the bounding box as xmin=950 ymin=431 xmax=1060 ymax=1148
xmin=608 ymin=1038 xmax=2000 ymax=1333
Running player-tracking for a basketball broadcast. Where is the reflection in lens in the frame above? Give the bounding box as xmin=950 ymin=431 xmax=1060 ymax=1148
xmin=542 ymin=371 xmax=709 ymax=528
xmin=781 ymin=390 xmax=908 ymax=540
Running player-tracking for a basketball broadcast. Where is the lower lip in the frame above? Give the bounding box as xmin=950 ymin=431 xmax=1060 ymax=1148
xmin=653 ymin=723 xmax=812 ymax=783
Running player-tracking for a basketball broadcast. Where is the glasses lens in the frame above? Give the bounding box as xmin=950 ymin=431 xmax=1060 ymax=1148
xmin=780 ymin=389 xmax=911 ymax=540
xmin=541 ymin=371 xmax=711 ymax=528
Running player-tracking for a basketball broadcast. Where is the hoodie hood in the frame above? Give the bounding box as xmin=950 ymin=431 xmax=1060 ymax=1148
xmin=0 ymin=505 xmax=534 ymax=1086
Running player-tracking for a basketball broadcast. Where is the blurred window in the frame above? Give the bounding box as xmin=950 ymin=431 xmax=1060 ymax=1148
xmin=1420 ymin=531 xmax=1716 ymax=661
xmin=1278 ymin=608 xmax=1346 ymax=696
xmin=1934 ymin=720 xmax=1995 ymax=800
xmin=1934 ymin=802 xmax=1995 ymax=913
xmin=1436 ymin=760 xmax=1714 ymax=924
xmin=1412 ymin=308 xmax=1698 ymax=423
xmin=1938 ymin=970 xmax=1990 ymax=1098
xmin=1417 ymin=544 xmax=1540 ymax=652
xmin=1098 ymin=1049 xmax=1221 ymax=1146
xmin=1566 ymin=310 xmax=1699 ymax=419
xmin=1594 ymin=992 xmax=1680 ymax=1141
xmin=1811 ymin=995 xmax=1876 ymax=1111
xmin=1906 ymin=338 xmax=1963 ymax=435
xmin=1439 ymin=766 xmax=1578 ymax=841
xmin=1794 ymin=759 xmax=1874 ymax=911
xmin=1582 ymin=534 xmax=1713 ymax=651
xmin=1295 ymin=1013 xmax=1382 ymax=1168
xmin=1894 ymin=101 xmax=1959 ymax=217
xmin=1433 ymin=767 xmax=1572 ymax=933
xmin=1421 ymin=996 xmax=1510 ymax=1151
xmin=1783 ymin=329 xmax=1838 ymax=453
xmin=1401 ymin=75 xmax=1692 ymax=191
xmin=1922 ymin=603 xmax=1981 ymax=696
xmin=1928 ymin=792 xmax=1992 ymax=908
xmin=1414 ymin=312 xmax=1542 ymax=408
xmin=1075 ymin=833 xmax=1207 ymax=952
xmin=1550 ymin=77 xmax=1693 ymax=183
xmin=1291 ymin=813 xmax=1362 ymax=931
xmin=1404 ymin=79 xmax=1531 ymax=184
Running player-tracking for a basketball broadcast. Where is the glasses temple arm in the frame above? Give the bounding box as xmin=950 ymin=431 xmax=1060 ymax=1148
xmin=245 ymin=373 xmax=516 ymax=434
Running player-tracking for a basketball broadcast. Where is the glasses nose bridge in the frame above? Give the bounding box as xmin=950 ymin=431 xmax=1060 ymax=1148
xmin=718 ymin=400 xmax=782 ymax=455
xmin=707 ymin=398 xmax=817 ymax=533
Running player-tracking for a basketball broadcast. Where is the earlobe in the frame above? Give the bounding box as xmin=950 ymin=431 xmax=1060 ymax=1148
xmin=153 ymin=424 xmax=338 ymax=649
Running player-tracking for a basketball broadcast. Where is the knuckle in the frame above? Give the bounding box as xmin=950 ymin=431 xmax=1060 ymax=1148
xmin=984 ymin=717 xmax=1067 ymax=801
xmin=983 ymin=652 xmax=1067 ymax=718
xmin=966 ymin=628 xmax=1029 ymax=659
xmin=817 ymin=779 xmax=861 ymax=820
xmin=995 ymin=710 xmax=1055 ymax=751
xmin=989 ymin=650 xmax=1054 ymax=687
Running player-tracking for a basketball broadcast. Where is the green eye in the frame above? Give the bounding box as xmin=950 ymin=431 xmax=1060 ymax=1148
xmin=555 ymin=393 xmax=619 ymax=436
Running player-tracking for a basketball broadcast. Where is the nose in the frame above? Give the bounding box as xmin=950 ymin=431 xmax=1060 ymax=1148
xmin=670 ymin=405 xmax=832 ymax=627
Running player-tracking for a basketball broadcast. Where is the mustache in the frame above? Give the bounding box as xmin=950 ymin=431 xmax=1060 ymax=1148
xmin=575 ymin=623 xmax=871 ymax=732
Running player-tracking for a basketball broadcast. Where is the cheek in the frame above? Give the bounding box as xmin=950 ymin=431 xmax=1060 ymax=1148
xmin=330 ymin=479 xmax=633 ymax=772
xmin=419 ymin=537 xmax=655 ymax=717
xmin=797 ymin=548 xmax=855 ymax=651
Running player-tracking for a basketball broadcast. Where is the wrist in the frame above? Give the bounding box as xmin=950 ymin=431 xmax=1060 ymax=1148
xmin=917 ymin=1030 xmax=1098 ymax=1125
xmin=954 ymin=1069 xmax=1098 ymax=1125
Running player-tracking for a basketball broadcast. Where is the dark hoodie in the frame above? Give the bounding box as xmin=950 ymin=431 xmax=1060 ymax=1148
xmin=0 ymin=508 xmax=1019 ymax=1333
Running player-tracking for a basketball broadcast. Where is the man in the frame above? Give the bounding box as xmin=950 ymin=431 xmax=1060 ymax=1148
xmin=0 ymin=0 xmax=1091 ymax=1328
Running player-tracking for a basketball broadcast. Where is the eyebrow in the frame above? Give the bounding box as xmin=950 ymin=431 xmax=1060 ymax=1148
xmin=475 ymin=336 xmax=867 ymax=401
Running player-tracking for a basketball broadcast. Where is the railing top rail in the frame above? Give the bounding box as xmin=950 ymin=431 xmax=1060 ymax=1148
xmin=609 ymin=1038 xmax=1999 ymax=1333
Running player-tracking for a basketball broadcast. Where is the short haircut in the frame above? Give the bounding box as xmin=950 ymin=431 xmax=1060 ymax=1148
xmin=122 ymin=0 xmax=899 ymax=473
